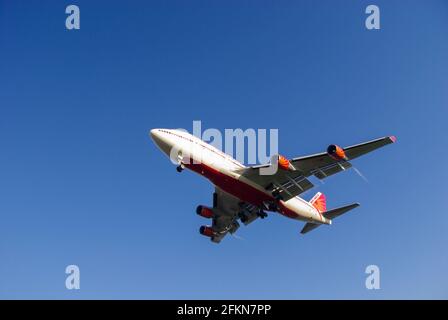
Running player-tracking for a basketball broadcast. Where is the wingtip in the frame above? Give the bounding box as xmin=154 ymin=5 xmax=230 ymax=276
xmin=389 ymin=135 xmax=397 ymax=143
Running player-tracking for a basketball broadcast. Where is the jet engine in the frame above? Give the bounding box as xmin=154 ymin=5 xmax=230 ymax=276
xmin=199 ymin=225 xmax=214 ymax=237
xmin=196 ymin=205 xmax=214 ymax=218
xmin=327 ymin=144 xmax=348 ymax=161
xmin=278 ymin=155 xmax=295 ymax=171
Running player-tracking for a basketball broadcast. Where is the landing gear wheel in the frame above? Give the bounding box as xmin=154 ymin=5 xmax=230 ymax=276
xmin=257 ymin=210 xmax=268 ymax=219
xmin=176 ymin=165 xmax=184 ymax=172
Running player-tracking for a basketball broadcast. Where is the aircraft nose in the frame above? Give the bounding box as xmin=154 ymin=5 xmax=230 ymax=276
xmin=150 ymin=128 xmax=161 ymax=141
xmin=150 ymin=128 xmax=173 ymax=156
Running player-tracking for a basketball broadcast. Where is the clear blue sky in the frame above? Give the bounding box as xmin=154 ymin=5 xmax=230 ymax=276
xmin=0 ymin=0 xmax=447 ymax=299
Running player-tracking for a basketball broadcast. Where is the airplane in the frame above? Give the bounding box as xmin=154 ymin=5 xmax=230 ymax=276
xmin=150 ymin=128 xmax=396 ymax=243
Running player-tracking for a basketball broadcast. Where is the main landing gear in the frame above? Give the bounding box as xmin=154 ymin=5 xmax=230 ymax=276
xmin=263 ymin=201 xmax=279 ymax=212
xmin=176 ymin=164 xmax=184 ymax=172
xmin=257 ymin=209 xmax=268 ymax=219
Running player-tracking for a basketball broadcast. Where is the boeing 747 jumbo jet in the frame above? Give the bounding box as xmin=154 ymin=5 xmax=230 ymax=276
xmin=150 ymin=129 xmax=396 ymax=243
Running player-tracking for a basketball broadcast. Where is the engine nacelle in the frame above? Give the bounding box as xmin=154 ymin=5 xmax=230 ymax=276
xmin=199 ymin=225 xmax=214 ymax=237
xmin=196 ymin=205 xmax=214 ymax=218
xmin=327 ymin=144 xmax=348 ymax=161
xmin=278 ymin=155 xmax=294 ymax=171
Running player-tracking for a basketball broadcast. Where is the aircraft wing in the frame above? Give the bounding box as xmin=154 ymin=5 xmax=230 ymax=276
xmin=237 ymin=136 xmax=396 ymax=201
xmin=209 ymin=187 xmax=260 ymax=243
xmin=290 ymin=136 xmax=396 ymax=178
xmin=238 ymin=164 xmax=315 ymax=202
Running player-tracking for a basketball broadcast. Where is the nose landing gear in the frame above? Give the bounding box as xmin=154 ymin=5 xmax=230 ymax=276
xmin=175 ymin=150 xmax=185 ymax=172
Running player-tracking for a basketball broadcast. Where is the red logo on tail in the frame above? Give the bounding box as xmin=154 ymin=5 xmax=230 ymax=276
xmin=310 ymin=192 xmax=326 ymax=213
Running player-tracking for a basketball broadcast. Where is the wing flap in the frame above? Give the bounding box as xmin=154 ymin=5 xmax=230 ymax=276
xmin=238 ymin=168 xmax=314 ymax=201
xmin=313 ymin=161 xmax=352 ymax=179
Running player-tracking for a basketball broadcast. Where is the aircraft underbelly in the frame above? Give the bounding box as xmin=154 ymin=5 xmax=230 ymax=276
xmin=185 ymin=161 xmax=318 ymax=222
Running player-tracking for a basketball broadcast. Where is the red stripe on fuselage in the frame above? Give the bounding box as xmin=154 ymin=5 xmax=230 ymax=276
xmin=184 ymin=163 xmax=298 ymax=219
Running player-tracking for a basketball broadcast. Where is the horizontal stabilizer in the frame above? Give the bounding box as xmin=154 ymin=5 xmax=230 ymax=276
xmin=300 ymin=222 xmax=322 ymax=234
xmin=325 ymin=203 xmax=360 ymax=220
xmin=300 ymin=203 xmax=360 ymax=234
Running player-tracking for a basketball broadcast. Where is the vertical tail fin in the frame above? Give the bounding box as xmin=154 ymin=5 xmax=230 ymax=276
xmin=309 ymin=192 xmax=326 ymax=213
